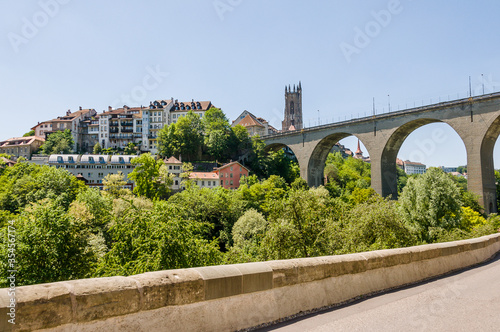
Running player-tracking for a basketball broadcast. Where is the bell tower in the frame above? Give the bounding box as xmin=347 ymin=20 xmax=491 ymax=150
xmin=282 ymin=81 xmax=303 ymax=132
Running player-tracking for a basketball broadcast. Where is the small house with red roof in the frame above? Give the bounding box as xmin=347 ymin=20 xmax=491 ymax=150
xmin=214 ymin=161 xmax=249 ymax=189
xmin=189 ymin=172 xmax=220 ymax=188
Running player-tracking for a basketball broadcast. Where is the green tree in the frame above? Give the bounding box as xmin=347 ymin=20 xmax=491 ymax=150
xmin=96 ymin=200 xmax=222 ymax=276
xmin=225 ymin=208 xmax=268 ymax=263
xmin=202 ymin=107 xmax=232 ymax=161
xmin=23 ymin=130 xmax=35 ymax=137
xmin=39 ymin=129 xmax=74 ymax=155
xmin=124 ymin=142 xmax=138 ymax=155
xmin=0 ymin=199 xmax=97 ymax=286
xmin=0 ymin=162 xmax=85 ymax=213
xmin=157 ymin=111 xmax=203 ymax=161
xmin=260 ymin=187 xmax=336 ymax=260
xmin=93 ymin=142 xmax=102 ymax=154
xmin=324 ymin=152 xmax=371 ymax=197
xmin=229 ymin=125 xmax=251 ymax=156
xmin=246 ymin=136 xmax=299 ymax=183
xmin=398 ymin=167 xmax=463 ymax=243
xmin=339 ymin=198 xmax=416 ymax=253
xmin=102 ymin=172 xmax=131 ymax=198
xmin=168 ymin=186 xmax=246 ymax=250
xmin=128 ymin=153 xmax=172 ymax=200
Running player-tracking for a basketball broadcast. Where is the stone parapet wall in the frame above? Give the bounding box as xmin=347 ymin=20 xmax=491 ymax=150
xmin=1 ymin=233 xmax=499 ymax=331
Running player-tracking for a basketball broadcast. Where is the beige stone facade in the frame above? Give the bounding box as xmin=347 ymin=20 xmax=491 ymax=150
xmin=0 ymin=136 xmax=45 ymax=160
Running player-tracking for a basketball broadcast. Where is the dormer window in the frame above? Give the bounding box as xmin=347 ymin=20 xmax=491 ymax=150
xmin=89 ymin=157 xmax=94 ymax=163
xmin=119 ymin=157 xmax=124 ymax=163
xmin=57 ymin=156 xmax=63 ymax=163
xmin=99 ymin=157 xmax=104 ymax=163
xmin=186 ymin=106 xmax=191 ymax=110
xmin=68 ymin=156 xmax=74 ymax=162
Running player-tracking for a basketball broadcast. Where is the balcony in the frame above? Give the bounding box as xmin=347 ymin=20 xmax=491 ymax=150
xmin=109 ymin=128 xmax=119 ymax=133
xmin=122 ymin=128 xmax=133 ymax=133
xmin=121 ymin=122 xmax=133 ymax=126
xmin=109 ymin=122 xmax=119 ymax=127
xmin=110 ymin=134 xmax=133 ymax=139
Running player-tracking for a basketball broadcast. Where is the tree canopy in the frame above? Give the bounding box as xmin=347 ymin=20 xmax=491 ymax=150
xmin=39 ymin=129 xmax=74 ymax=155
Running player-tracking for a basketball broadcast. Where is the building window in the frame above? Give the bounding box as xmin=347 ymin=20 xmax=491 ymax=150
xmin=230 ymin=173 xmax=233 ymax=178
xmin=201 ymin=181 xmax=205 ymax=186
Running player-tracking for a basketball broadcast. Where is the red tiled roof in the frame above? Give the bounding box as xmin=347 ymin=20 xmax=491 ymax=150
xmin=404 ymin=160 xmax=426 ymax=166
xmin=214 ymin=161 xmax=249 ymax=172
xmin=239 ymin=114 xmax=264 ymax=128
xmin=164 ymin=156 xmax=182 ymax=164
xmin=189 ymin=172 xmax=219 ymax=180
xmin=0 ymin=136 xmax=45 ymax=147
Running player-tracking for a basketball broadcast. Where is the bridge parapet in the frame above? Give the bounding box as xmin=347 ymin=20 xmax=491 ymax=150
xmin=2 ymin=233 xmax=500 ymax=331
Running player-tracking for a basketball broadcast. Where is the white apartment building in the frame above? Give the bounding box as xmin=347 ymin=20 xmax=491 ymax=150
xmin=144 ymin=99 xmax=214 ymax=154
xmin=403 ymin=160 xmax=426 ymax=175
xmin=46 ymin=154 xmax=137 ymax=187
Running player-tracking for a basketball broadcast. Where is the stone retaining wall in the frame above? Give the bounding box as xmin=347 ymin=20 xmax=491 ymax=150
xmin=1 ymin=233 xmax=500 ymax=331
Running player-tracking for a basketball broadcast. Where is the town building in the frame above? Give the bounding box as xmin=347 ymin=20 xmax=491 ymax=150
xmin=145 ymin=99 xmax=213 ymax=154
xmin=0 ymin=136 xmax=45 ymax=160
xmin=188 ymin=172 xmax=220 ymax=189
xmin=282 ymin=82 xmax=303 ymax=132
xmin=0 ymin=157 xmax=16 ymax=167
xmin=440 ymin=166 xmax=458 ymax=173
xmin=96 ymin=106 xmax=146 ymax=152
xmin=215 ymin=161 xmax=249 ymax=189
xmin=403 ymin=160 xmax=426 ymax=175
xmin=232 ymin=110 xmax=279 ymax=136
xmin=32 ymin=107 xmax=97 ymax=151
xmin=396 ymin=158 xmax=405 ymax=170
xmin=164 ymin=156 xmax=183 ymax=190
xmin=331 ymin=142 xmax=353 ymax=158
xmin=44 ymin=154 xmax=137 ymax=189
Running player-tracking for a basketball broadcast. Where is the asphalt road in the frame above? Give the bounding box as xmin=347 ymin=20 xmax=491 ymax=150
xmin=257 ymin=253 xmax=500 ymax=332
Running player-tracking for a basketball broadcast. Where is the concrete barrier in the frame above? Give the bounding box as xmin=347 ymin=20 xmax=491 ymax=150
xmin=1 ymin=233 xmax=499 ymax=331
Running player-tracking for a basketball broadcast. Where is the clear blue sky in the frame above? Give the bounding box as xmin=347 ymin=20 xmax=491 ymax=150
xmin=2 ymin=0 xmax=500 ymax=168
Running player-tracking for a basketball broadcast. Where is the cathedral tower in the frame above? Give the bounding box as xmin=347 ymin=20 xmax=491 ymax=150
xmin=282 ymin=81 xmax=303 ymax=131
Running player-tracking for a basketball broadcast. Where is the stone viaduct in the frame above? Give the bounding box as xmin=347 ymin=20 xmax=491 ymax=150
xmin=263 ymin=93 xmax=500 ymax=214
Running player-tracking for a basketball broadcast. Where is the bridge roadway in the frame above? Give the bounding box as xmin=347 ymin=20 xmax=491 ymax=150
xmin=257 ymin=253 xmax=500 ymax=332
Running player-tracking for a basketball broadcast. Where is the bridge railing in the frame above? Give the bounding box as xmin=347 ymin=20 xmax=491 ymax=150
xmin=264 ymin=91 xmax=500 ymax=139
xmin=2 ymin=233 xmax=500 ymax=332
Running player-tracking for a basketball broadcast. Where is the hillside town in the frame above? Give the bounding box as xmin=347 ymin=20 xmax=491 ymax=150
xmin=0 ymin=84 xmax=467 ymax=191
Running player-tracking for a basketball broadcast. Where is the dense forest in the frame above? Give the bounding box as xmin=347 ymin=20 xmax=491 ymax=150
xmin=1 ymin=149 xmax=499 ymax=287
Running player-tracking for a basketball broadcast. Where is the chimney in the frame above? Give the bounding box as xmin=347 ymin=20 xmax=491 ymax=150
xmin=79 ymin=106 xmax=82 ymax=111
xmin=108 ymin=106 xmax=112 ymax=111
xmin=67 ymin=110 xmax=71 ymax=115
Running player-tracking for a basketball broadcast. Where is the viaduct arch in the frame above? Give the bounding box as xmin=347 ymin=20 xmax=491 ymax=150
xmin=263 ymin=93 xmax=500 ymax=214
